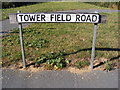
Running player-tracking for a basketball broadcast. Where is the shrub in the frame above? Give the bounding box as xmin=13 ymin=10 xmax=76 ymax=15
xmin=2 ymin=2 xmax=14 ymax=8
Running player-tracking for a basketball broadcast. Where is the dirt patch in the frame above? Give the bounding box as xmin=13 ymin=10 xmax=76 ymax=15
xmin=66 ymin=66 xmax=91 ymax=74
xmin=19 ymin=65 xmax=45 ymax=72
xmin=2 ymin=57 xmax=119 ymax=73
xmin=6 ymin=61 xmax=45 ymax=72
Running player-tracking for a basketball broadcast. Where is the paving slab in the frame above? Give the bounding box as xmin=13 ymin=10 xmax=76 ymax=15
xmin=2 ymin=69 xmax=119 ymax=88
xmin=75 ymin=70 xmax=118 ymax=88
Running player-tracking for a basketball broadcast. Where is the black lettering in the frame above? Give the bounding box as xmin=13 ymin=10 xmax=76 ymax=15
xmin=51 ymin=14 xmax=54 ymax=21
xmin=19 ymin=15 xmax=23 ymax=21
xmin=24 ymin=15 xmax=29 ymax=21
xmin=57 ymin=14 xmax=61 ymax=21
xmin=76 ymin=15 xmax=80 ymax=21
xmin=81 ymin=15 xmax=86 ymax=21
xmin=61 ymin=15 xmax=65 ymax=21
xmin=92 ymin=15 xmax=97 ymax=22
xmin=41 ymin=14 xmax=46 ymax=21
xmin=29 ymin=15 xmax=36 ymax=21
xmin=37 ymin=15 xmax=40 ymax=21
xmin=86 ymin=15 xmax=91 ymax=22
xmin=66 ymin=14 xmax=71 ymax=21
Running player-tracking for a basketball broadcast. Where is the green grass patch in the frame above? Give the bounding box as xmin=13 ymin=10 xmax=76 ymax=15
xmin=75 ymin=60 xmax=90 ymax=69
xmin=104 ymin=61 xmax=113 ymax=72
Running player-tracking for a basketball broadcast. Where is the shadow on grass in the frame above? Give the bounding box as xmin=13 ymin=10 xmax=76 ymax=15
xmin=26 ymin=47 xmax=120 ymax=68
xmin=63 ymin=47 xmax=120 ymax=69
xmin=93 ymin=62 xmax=104 ymax=68
xmin=93 ymin=55 xmax=120 ymax=68
xmin=64 ymin=47 xmax=120 ymax=56
xmin=110 ymin=55 xmax=120 ymax=60
xmin=0 ymin=31 xmax=19 ymax=34
xmin=0 ymin=31 xmax=19 ymax=38
xmin=26 ymin=62 xmax=35 ymax=67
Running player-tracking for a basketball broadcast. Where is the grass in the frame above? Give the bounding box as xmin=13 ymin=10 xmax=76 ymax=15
xmin=85 ymin=2 xmax=119 ymax=10
xmin=75 ymin=60 xmax=90 ymax=69
xmin=1 ymin=2 xmax=110 ymax=21
xmin=104 ymin=61 xmax=113 ymax=72
xmin=1 ymin=2 xmax=119 ymax=70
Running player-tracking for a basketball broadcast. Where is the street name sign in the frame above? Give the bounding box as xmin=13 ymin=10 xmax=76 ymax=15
xmin=9 ymin=12 xmax=106 ymax=24
xmin=16 ymin=13 xmax=100 ymax=23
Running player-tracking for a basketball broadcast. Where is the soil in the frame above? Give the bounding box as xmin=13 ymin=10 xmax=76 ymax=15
xmin=2 ymin=57 xmax=119 ymax=74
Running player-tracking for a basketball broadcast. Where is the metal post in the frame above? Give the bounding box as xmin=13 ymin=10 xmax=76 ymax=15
xmin=90 ymin=23 xmax=98 ymax=69
xmin=17 ymin=11 xmax=26 ymax=68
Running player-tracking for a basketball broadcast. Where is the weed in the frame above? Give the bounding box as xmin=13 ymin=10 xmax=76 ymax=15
xmin=44 ymin=64 xmax=54 ymax=70
xmin=104 ymin=61 xmax=113 ymax=72
xmin=46 ymin=51 xmax=64 ymax=59
xmin=24 ymin=39 xmax=49 ymax=48
xmin=35 ymin=56 xmax=47 ymax=66
xmin=75 ymin=60 xmax=90 ymax=69
xmin=34 ymin=52 xmax=70 ymax=70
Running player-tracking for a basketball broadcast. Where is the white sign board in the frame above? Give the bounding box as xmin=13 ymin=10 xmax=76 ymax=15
xmin=17 ymin=13 xmax=100 ymax=23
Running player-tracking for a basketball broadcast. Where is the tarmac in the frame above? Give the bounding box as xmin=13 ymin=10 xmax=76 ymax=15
xmin=2 ymin=69 xmax=119 ymax=88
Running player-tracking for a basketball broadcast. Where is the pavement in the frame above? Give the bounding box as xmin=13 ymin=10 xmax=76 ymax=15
xmin=1 ymin=9 xmax=120 ymax=89
xmin=0 ymin=19 xmax=29 ymax=36
xmin=2 ymin=69 xmax=119 ymax=88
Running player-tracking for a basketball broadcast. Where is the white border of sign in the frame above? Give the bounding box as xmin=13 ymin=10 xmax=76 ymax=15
xmin=16 ymin=13 xmax=100 ymax=23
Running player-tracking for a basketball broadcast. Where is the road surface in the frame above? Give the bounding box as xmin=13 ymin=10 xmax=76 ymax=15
xmin=2 ymin=69 xmax=119 ymax=88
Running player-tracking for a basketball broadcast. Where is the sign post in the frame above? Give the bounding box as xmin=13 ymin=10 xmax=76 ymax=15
xmin=9 ymin=11 xmax=106 ymax=69
xmin=90 ymin=23 xmax=98 ymax=69
xmin=17 ymin=11 xmax=26 ymax=68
